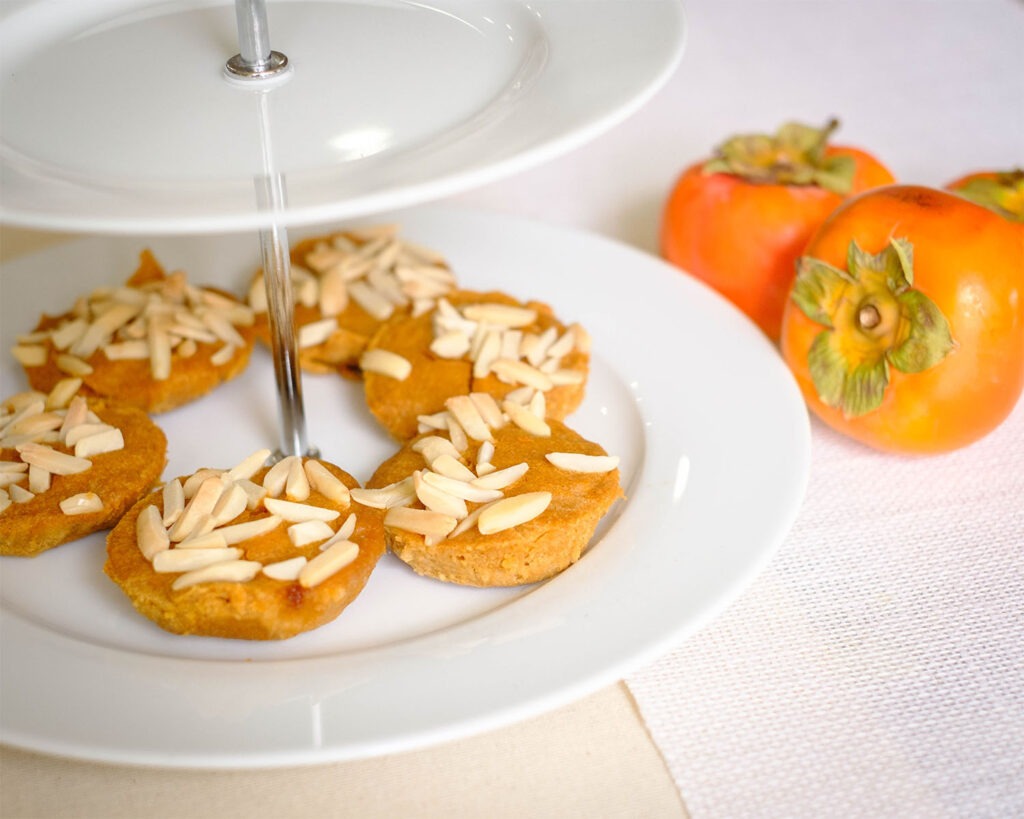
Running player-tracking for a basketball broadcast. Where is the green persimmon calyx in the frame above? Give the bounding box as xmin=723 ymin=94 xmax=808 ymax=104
xmin=954 ymin=169 xmax=1024 ymax=222
xmin=702 ymin=118 xmax=856 ymax=194
xmin=791 ymin=238 xmax=956 ymax=418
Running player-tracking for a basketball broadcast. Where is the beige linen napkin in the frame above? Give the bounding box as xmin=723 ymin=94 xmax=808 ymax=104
xmin=627 ymin=397 xmax=1024 ymax=818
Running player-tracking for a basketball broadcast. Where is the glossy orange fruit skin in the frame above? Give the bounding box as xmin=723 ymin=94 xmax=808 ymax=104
xmin=661 ymin=146 xmax=895 ymax=341
xmin=780 ymin=185 xmax=1024 ymax=454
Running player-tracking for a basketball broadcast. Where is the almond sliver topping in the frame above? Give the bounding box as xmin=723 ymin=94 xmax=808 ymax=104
xmin=421 ymin=470 xmax=504 ymax=503
xmin=491 ymin=359 xmax=553 ymax=392
xmin=262 ymin=455 xmax=295 ymax=498
xmin=304 ymin=460 xmax=351 ymax=506
xmin=263 ymin=497 xmax=340 ymax=523
xmin=471 ymin=461 xmax=528 ymax=490
xmin=414 ymin=470 xmax=469 ymax=518
xmin=384 ymin=506 xmax=457 ymax=539
xmin=502 ymin=401 xmax=551 ymax=437
xmin=215 ymin=514 xmax=282 ymax=545
xmin=56 ymin=354 xmax=94 ymax=377
xmin=461 ymin=303 xmax=537 ymax=328
xmin=545 ymin=452 xmax=620 ymax=473
xmin=262 ymin=556 xmax=307 ymax=582
xmin=169 ymin=475 xmax=225 ymax=541
xmin=298 ymin=317 xmax=339 ymax=349
xmin=10 ymin=484 xmax=35 ymax=503
xmin=287 ymin=519 xmax=335 ymax=547
xmin=299 ymin=540 xmax=359 ymax=588
xmin=171 ymin=560 xmax=261 ymax=591
xmin=350 ymin=477 xmax=415 ymax=509
xmin=16 ymin=443 xmax=91 ymax=475
xmin=469 ymin=393 xmax=505 ymax=430
xmin=324 ymin=512 xmax=357 ymax=547
xmin=477 ymin=491 xmax=551 ymax=535
xmin=162 ymin=479 xmax=185 ymax=526
xmin=445 ymin=395 xmax=493 ymax=442
xmin=136 ymin=504 xmax=170 ymax=560
xmin=175 ymin=531 xmax=230 ymax=551
xmin=28 ymin=463 xmax=52 ymax=494
xmin=285 ymin=456 xmax=311 ymax=501
xmin=227 ymin=449 xmax=272 ymax=481
xmin=210 ymin=482 xmax=249 ymax=526
xmin=74 ymin=427 xmax=125 ymax=458
xmin=153 ymin=547 xmax=243 ymax=573
xmin=412 ymin=435 xmax=464 ymax=468
xmin=45 ymin=378 xmax=83 ymax=411
xmin=360 ymin=348 xmax=411 ymax=381
xmin=429 ymin=453 xmax=477 ymax=482
xmin=59 ymin=492 xmax=103 ymax=515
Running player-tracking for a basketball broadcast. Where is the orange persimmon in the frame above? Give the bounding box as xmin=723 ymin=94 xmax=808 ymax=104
xmin=945 ymin=168 xmax=1024 ymax=223
xmin=661 ymin=119 xmax=895 ymax=341
xmin=780 ymin=185 xmax=1024 ymax=454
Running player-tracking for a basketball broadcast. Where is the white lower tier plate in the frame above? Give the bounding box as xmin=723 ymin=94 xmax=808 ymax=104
xmin=0 ymin=206 xmax=809 ymax=768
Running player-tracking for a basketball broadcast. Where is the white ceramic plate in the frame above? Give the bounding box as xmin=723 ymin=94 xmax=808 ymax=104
xmin=0 ymin=0 xmax=685 ymax=234
xmin=0 ymin=207 xmax=809 ymax=767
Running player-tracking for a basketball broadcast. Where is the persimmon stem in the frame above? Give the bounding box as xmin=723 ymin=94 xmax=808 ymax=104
xmin=858 ymin=303 xmax=881 ymax=330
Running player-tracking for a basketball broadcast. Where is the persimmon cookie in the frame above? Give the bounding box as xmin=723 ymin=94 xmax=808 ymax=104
xmin=104 ymin=451 xmax=386 ymax=640
xmin=361 ymin=290 xmax=590 ymax=441
xmin=247 ymin=224 xmax=456 ymax=376
xmin=361 ymin=392 xmax=622 ymax=587
xmin=0 ymin=382 xmax=167 ymax=557
xmin=12 ymin=249 xmax=257 ymax=414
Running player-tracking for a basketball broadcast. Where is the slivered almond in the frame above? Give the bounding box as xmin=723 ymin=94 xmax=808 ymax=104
xmin=200 ymin=309 xmax=247 ymax=348
xmin=8 ymin=411 xmax=62 ymax=437
xmin=304 ymin=460 xmax=350 ymax=505
xmin=152 ymin=547 xmax=243 ymax=573
xmin=318 ymin=267 xmax=348 ymax=315
xmin=430 ymin=330 xmax=471 ymax=358
xmin=360 ymin=348 xmax=411 ymax=380
xmin=72 ymin=302 xmax=140 ymax=357
xmin=211 ymin=482 xmax=248 ymax=526
xmin=171 ymin=559 xmax=261 ymax=591
xmin=56 ymin=354 xmax=93 ymax=377
xmin=528 ymin=389 xmax=546 ymax=420
xmin=500 ymin=329 xmax=522 ymax=360
xmin=227 ymin=449 xmax=272 ymax=481
xmin=446 ymin=415 xmax=468 ymax=453
xmin=330 ymin=512 xmax=357 ymax=544
xmin=350 ymin=477 xmax=415 ymax=509
xmin=169 ymin=476 xmax=225 ymax=541
xmin=3 ymin=399 xmax=45 ymax=431
xmin=210 ymin=344 xmax=236 ymax=366
xmin=349 ymin=280 xmax=394 ymax=321
xmin=469 ymin=392 xmax=505 ymax=430
xmin=384 ymin=506 xmax=457 ymax=539
xmin=263 ymin=497 xmax=340 ymax=523
xmin=299 ymin=540 xmax=359 ymax=588
xmin=0 ymin=492 xmax=10 ymax=515
xmin=525 ymin=326 xmax=558 ymax=367
xmin=491 ymin=359 xmax=553 ymax=391
xmin=0 ymin=473 xmax=28 ymax=489
xmin=462 ymin=303 xmax=537 ymax=328
xmin=477 ymin=491 xmax=551 ymax=534
xmin=476 ymin=439 xmax=495 ymax=471
xmin=147 ymin=321 xmax=172 ymax=380
xmin=162 ymin=479 xmax=184 ymax=526
xmin=262 ymin=556 xmax=307 ymax=581
xmin=429 ymin=453 xmax=477 ymax=482
xmin=178 ymin=338 xmax=198 ymax=358
xmin=285 ymin=457 xmax=310 ymax=501
xmin=546 ymin=452 xmax=620 ymax=473
xmin=236 ymin=478 xmax=267 ymax=510
xmin=28 ymin=464 xmax=51 ymax=494
xmin=472 ymin=462 xmax=528 ymax=490
xmin=10 ymin=484 xmax=34 ymax=503
xmin=175 ymin=531 xmax=229 ymax=551
xmin=17 ymin=443 xmax=91 ymax=475
xmin=0 ymin=461 xmax=28 ymax=473
xmin=287 ymin=519 xmax=335 ymax=547
xmin=298 ymin=317 xmax=338 ymax=349
xmin=11 ymin=345 xmax=48 ymax=366
xmin=503 ymin=400 xmax=551 ymax=437
xmin=416 ymin=411 xmax=450 ymax=432
xmin=412 ymin=436 xmax=464 ymax=467
xmin=45 ymin=378 xmax=83 ymax=410
xmin=472 ymin=330 xmax=501 ymax=378
xmin=50 ymin=318 xmax=88 ymax=351
xmin=103 ymin=340 xmax=150 ymax=360
xmin=414 ymin=470 xmax=469 ymax=518
xmin=166 ymin=323 xmax=218 ymax=344
xmin=60 ymin=492 xmax=103 ymax=515
xmin=248 ymin=277 xmax=268 ymax=313
xmin=504 ymin=386 xmax=535 ymax=405
xmin=262 ymin=455 xmax=295 ymax=498
xmin=64 ymin=422 xmax=114 ymax=447
xmin=546 ymin=328 xmax=577 ymax=359
xmin=214 ymin=514 xmax=282 ymax=545
xmin=58 ymin=396 xmax=89 ymax=441
xmin=421 ymin=470 xmax=503 ymax=503
xmin=136 ymin=504 xmax=169 ymax=560
xmin=548 ymin=368 xmax=585 ymax=386
xmin=74 ymin=427 xmax=125 ymax=458
xmin=445 ymin=395 xmax=493 ymax=442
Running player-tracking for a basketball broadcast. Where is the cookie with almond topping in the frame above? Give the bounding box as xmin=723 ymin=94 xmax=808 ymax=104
xmin=14 ymin=249 xmax=257 ymax=414
xmin=361 ymin=290 xmax=590 ymax=441
xmin=246 ymin=224 xmax=456 ymax=377
xmin=104 ymin=452 xmax=386 ymax=640
xmin=0 ymin=384 xmax=167 ymax=557
xmin=362 ymin=395 xmax=621 ymax=587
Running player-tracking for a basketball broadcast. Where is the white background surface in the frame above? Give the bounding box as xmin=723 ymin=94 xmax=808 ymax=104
xmin=3 ymin=0 xmax=1023 ymax=816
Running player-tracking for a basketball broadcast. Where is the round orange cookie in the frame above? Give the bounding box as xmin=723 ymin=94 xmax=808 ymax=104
xmin=1 ymin=386 xmax=167 ymax=557
xmin=362 ymin=290 xmax=590 ymax=441
xmin=248 ymin=225 xmax=455 ymax=376
xmin=16 ymin=249 xmax=257 ymax=414
xmin=364 ymin=401 xmax=622 ymax=587
xmin=105 ymin=453 xmax=386 ymax=640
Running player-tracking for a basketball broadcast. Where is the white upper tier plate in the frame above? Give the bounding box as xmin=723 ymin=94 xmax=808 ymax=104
xmin=0 ymin=206 xmax=808 ymax=767
xmin=0 ymin=0 xmax=685 ymax=233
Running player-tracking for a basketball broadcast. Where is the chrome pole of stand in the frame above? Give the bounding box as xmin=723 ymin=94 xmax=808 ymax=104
xmin=229 ymin=0 xmax=311 ymax=459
